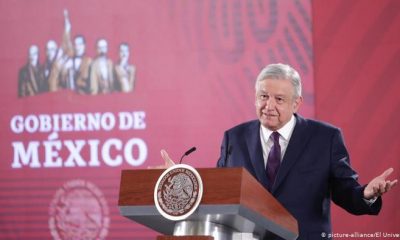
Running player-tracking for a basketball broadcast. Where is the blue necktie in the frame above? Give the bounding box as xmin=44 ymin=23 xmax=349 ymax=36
xmin=266 ymin=131 xmax=281 ymax=191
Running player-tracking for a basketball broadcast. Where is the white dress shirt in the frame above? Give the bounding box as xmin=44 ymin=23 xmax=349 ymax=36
xmin=260 ymin=115 xmax=296 ymax=168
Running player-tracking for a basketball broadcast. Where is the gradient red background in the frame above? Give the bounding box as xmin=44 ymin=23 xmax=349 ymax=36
xmin=0 ymin=0 xmax=398 ymax=239
xmin=313 ymin=0 xmax=400 ymax=235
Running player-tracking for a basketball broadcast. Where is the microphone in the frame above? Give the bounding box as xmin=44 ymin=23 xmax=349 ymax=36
xmin=179 ymin=147 xmax=197 ymax=164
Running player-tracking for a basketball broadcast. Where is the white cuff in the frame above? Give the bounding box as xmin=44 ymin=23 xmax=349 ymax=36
xmin=363 ymin=196 xmax=378 ymax=206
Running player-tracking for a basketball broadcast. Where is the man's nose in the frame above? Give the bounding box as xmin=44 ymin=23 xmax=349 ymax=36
xmin=265 ymin=98 xmax=275 ymax=109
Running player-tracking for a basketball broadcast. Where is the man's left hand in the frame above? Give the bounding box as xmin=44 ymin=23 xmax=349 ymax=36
xmin=364 ymin=168 xmax=398 ymax=199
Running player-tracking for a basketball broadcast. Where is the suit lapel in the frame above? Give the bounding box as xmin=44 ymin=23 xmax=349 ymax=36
xmin=272 ymin=114 xmax=312 ymax=193
xmin=246 ymin=121 xmax=269 ymax=190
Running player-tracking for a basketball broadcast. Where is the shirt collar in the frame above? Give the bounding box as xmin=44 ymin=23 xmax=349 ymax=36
xmin=261 ymin=114 xmax=296 ymax=142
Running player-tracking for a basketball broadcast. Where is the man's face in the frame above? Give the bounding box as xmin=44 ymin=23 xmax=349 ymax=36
xmin=97 ymin=39 xmax=108 ymax=56
xmin=119 ymin=45 xmax=129 ymax=61
xmin=74 ymin=37 xmax=85 ymax=57
xmin=28 ymin=45 xmax=39 ymax=66
xmin=46 ymin=40 xmax=57 ymax=61
xmin=255 ymin=78 xmax=302 ymax=131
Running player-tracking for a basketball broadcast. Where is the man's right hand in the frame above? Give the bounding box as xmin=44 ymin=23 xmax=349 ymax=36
xmin=147 ymin=149 xmax=176 ymax=169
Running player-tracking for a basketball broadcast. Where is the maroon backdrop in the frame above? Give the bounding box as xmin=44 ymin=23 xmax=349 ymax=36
xmin=0 ymin=1 xmax=313 ymax=239
xmin=313 ymin=0 xmax=400 ymax=236
xmin=0 ymin=0 xmax=398 ymax=239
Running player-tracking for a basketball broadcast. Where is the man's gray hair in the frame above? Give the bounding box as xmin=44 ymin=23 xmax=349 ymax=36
xmin=255 ymin=63 xmax=302 ymax=98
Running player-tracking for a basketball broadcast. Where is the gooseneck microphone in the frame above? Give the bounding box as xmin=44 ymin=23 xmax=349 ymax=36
xmin=179 ymin=147 xmax=197 ymax=164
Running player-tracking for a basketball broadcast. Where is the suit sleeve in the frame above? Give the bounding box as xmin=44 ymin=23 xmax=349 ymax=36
xmin=216 ymin=131 xmax=229 ymax=168
xmin=330 ymin=129 xmax=382 ymax=215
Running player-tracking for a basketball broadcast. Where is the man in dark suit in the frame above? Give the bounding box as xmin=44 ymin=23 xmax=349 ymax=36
xmin=216 ymin=63 xmax=397 ymax=239
xmin=158 ymin=63 xmax=397 ymax=239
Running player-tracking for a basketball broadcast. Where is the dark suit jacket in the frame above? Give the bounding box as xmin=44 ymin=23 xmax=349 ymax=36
xmin=217 ymin=114 xmax=381 ymax=240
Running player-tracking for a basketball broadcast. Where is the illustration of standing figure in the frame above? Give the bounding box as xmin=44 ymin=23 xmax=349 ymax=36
xmin=90 ymin=39 xmax=114 ymax=94
xmin=60 ymin=10 xmax=92 ymax=94
xmin=42 ymin=40 xmax=60 ymax=92
xmin=18 ymin=45 xmax=44 ymax=97
xmin=114 ymin=43 xmax=136 ymax=92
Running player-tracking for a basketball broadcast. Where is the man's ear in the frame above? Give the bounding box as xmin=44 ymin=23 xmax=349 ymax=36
xmin=293 ymin=96 xmax=303 ymax=113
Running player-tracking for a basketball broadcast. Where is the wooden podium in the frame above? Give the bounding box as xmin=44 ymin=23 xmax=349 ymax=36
xmin=118 ymin=167 xmax=298 ymax=240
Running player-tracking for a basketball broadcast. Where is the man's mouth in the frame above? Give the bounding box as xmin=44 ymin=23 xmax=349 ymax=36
xmin=263 ymin=112 xmax=278 ymax=117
